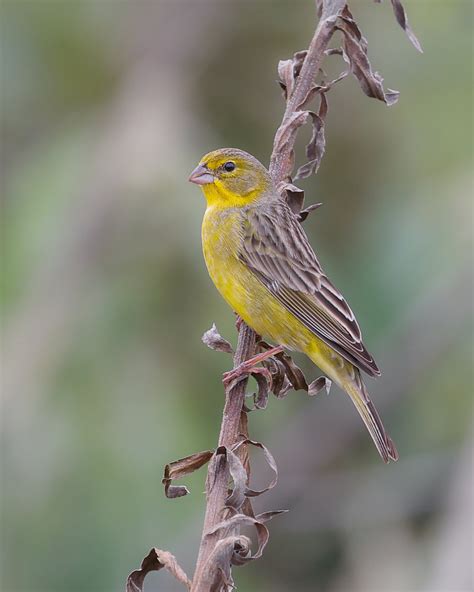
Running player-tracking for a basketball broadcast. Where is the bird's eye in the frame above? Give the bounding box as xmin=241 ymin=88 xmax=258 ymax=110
xmin=223 ymin=161 xmax=236 ymax=172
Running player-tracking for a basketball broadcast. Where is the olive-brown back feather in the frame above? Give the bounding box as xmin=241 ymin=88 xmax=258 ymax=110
xmin=240 ymin=200 xmax=381 ymax=377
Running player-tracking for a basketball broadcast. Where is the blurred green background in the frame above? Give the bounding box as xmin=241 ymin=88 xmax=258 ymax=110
xmin=1 ymin=1 xmax=472 ymax=591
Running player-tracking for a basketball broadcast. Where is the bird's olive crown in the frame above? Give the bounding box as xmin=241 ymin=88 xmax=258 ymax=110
xmin=200 ymin=148 xmax=272 ymax=200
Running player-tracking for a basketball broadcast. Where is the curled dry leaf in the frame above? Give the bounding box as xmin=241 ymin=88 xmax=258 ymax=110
xmin=163 ymin=449 xmax=213 ymax=498
xmin=202 ymin=535 xmax=251 ymax=591
xmin=308 ymin=375 xmax=332 ymax=396
xmin=279 ymin=182 xmax=305 ymax=215
xmin=126 ymin=548 xmax=192 ymax=592
xmin=275 ymin=350 xmax=308 ymax=391
xmin=278 ymin=59 xmax=295 ymax=101
xmin=278 ymin=50 xmax=309 ymax=103
xmin=263 ymin=355 xmax=292 ymax=398
xmin=295 ymin=94 xmax=328 ymax=180
xmin=337 ymin=7 xmax=399 ymax=106
xmin=225 ymin=364 xmax=273 ymax=395
xmin=246 ymin=356 xmax=288 ymax=407
xmin=233 ymin=438 xmax=279 ymax=497
xmin=390 ymin=0 xmax=422 ymax=52
xmin=259 ymin=341 xmax=306 ymax=390
xmin=297 ymin=83 xmax=321 ymax=110
xmin=278 ymin=182 xmax=323 ymax=224
xmin=299 ymin=202 xmax=323 ymax=223
xmin=272 ymin=110 xmax=309 ymax=180
xmin=258 ymin=340 xmax=332 ymax=399
xmin=196 ymin=443 xmax=285 ymax=588
xmin=206 ymin=509 xmax=288 ymax=565
xmin=293 ymin=50 xmax=308 ymax=76
xmin=251 ymin=371 xmax=271 ymax=410
xmin=376 ymin=0 xmax=423 ymax=52
xmin=215 ymin=439 xmax=278 ymax=510
xmin=202 ymin=323 xmax=234 ymax=354
xmin=217 ymin=446 xmax=248 ymax=511
xmin=279 ymin=110 xmax=309 ymax=142
xmin=298 ymin=47 xmax=351 ymax=110
xmin=340 ymin=6 xmax=368 ymax=50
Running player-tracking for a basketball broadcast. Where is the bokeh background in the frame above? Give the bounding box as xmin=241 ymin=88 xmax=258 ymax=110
xmin=1 ymin=1 xmax=473 ymax=591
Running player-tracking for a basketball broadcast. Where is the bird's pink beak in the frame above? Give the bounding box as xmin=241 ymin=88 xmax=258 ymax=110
xmin=188 ymin=164 xmax=215 ymax=185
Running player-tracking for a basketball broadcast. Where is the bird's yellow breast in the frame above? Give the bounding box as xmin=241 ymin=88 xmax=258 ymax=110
xmin=201 ymin=206 xmax=315 ymax=351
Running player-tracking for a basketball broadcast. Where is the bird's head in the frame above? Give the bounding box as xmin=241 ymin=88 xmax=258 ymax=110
xmin=189 ymin=148 xmax=273 ymax=208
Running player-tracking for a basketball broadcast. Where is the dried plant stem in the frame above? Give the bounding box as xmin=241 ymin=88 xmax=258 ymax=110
xmin=192 ymin=325 xmax=256 ymax=591
xmin=191 ymin=10 xmax=342 ymax=592
xmin=269 ymin=4 xmax=343 ymax=182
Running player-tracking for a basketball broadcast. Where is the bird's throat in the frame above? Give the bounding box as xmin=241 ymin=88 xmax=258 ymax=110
xmin=201 ymin=180 xmax=261 ymax=209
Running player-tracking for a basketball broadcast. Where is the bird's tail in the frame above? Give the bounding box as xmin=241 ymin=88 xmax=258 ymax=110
xmin=343 ymin=373 xmax=399 ymax=463
xmin=307 ymin=344 xmax=398 ymax=463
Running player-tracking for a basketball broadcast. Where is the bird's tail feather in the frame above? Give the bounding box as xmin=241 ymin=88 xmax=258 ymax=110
xmin=344 ymin=375 xmax=399 ymax=463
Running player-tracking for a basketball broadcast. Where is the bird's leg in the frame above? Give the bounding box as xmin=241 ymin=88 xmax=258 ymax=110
xmin=234 ymin=314 xmax=244 ymax=332
xmin=223 ymin=345 xmax=284 ymax=389
xmin=234 ymin=314 xmax=261 ymax=340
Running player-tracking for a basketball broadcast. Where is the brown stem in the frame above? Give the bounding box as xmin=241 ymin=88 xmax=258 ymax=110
xmin=191 ymin=6 xmax=341 ymax=591
xmin=269 ymin=9 xmax=342 ymax=182
xmin=191 ymin=325 xmax=256 ymax=591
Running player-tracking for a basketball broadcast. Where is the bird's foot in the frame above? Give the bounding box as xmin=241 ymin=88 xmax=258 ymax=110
xmin=234 ymin=314 xmax=244 ymax=332
xmin=233 ymin=315 xmax=261 ymax=341
xmin=223 ymin=345 xmax=284 ymax=390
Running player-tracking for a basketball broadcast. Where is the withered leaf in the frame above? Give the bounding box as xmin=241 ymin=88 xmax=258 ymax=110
xmin=293 ymin=50 xmax=308 ymax=76
xmin=202 ymin=323 xmax=233 ymax=354
xmin=263 ymin=360 xmax=293 ymax=399
xmin=163 ymin=449 xmax=213 ymax=499
xmin=276 ymin=351 xmax=309 ymax=391
xmin=273 ymin=110 xmax=309 ymax=180
xmin=278 ymin=182 xmax=323 ymax=223
xmin=217 ymin=445 xmax=247 ymax=511
xmin=126 ymin=548 xmax=192 ymax=592
xmin=252 ymin=371 xmax=270 ymax=410
xmin=295 ymin=94 xmax=328 ymax=180
xmin=206 ymin=509 xmax=288 ymax=564
xmin=278 ymin=50 xmax=309 ymax=103
xmin=338 ymin=9 xmax=399 ymax=106
xmin=258 ymin=340 xmax=331 ymax=400
xmin=340 ymin=6 xmax=368 ymax=51
xmin=298 ymin=84 xmax=321 ymax=110
xmin=258 ymin=340 xmax=307 ymax=392
xmin=308 ymin=376 xmax=332 ymax=396
xmin=277 ymin=59 xmax=294 ymax=100
xmin=278 ymin=182 xmax=305 ymax=215
xmin=202 ymin=535 xmax=251 ymax=591
xmin=277 ymin=109 xmax=310 ymax=141
xmin=229 ymin=535 xmax=252 ymax=566
xmin=385 ymin=0 xmax=423 ymax=53
xmin=261 ymin=356 xmax=288 ymax=399
xmin=225 ymin=364 xmax=272 ymax=395
xmin=299 ymin=202 xmax=323 ymax=223
xmin=233 ymin=438 xmax=279 ymax=497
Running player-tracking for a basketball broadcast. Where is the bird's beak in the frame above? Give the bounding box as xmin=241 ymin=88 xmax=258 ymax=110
xmin=188 ymin=164 xmax=215 ymax=185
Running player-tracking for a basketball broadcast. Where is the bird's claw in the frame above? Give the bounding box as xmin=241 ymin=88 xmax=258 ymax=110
xmin=222 ymin=345 xmax=285 ymax=391
xmin=222 ymin=363 xmax=250 ymax=390
xmin=234 ymin=315 xmax=244 ymax=332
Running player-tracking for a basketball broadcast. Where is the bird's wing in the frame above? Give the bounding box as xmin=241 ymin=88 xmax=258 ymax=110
xmin=240 ymin=201 xmax=380 ymax=377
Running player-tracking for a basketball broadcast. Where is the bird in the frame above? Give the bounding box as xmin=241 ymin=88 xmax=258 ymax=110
xmin=189 ymin=147 xmax=398 ymax=463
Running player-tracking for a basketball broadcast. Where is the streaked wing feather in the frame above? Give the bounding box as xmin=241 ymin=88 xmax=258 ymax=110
xmin=240 ymin=201 xmax=380 ymax=377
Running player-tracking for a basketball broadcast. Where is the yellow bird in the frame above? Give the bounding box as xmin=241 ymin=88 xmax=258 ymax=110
xmin=189 ymin=148 xmax=398 ymax=463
